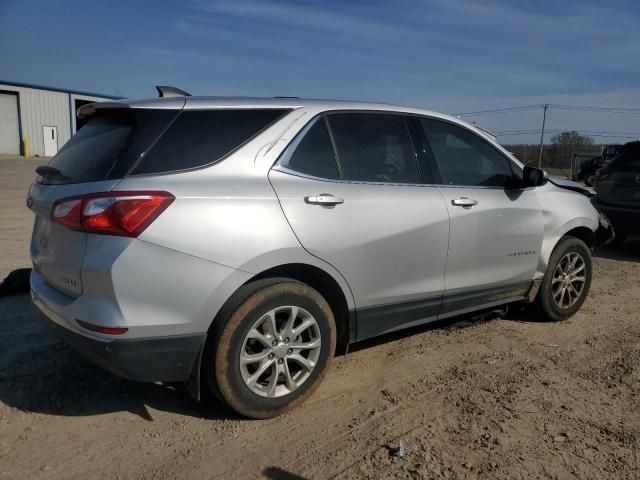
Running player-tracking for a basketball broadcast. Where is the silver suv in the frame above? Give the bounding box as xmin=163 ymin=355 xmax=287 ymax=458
xmin=28 ymin=93 xmax=613 ymax=418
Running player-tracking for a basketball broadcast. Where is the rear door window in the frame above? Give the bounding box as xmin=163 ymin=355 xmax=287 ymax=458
xmin=131 ymin=109 xmax=289 ymax=175
xmin=327 ymin=113 xmax=421 ymax=183
xmin=42 ymin=108 xmax=177 ymax=185
xmin=280 ymin=118 xmax=340 ymax=180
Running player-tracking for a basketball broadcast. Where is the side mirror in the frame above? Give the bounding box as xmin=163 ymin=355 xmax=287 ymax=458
xmin=522 ymin=166 xmax=546 ymax=187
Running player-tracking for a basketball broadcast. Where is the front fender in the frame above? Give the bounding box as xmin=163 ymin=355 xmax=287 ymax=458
xmin=536 ymin=186 xmax=599 ymax=277
xmin=537 ymin=216 xmax=597 ymax=277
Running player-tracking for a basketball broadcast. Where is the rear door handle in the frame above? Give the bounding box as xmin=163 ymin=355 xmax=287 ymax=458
xmin=304 ymin=194 xmax=344 ymax=207
xmin=451 ymin=197 xmax=478 ymax=208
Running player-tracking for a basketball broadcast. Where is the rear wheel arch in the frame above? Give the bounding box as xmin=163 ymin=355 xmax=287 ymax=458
xmin=202 ymin=277 xmax=337 ymax=417
xmin=243 ymin=263 xmax=352 ymax=355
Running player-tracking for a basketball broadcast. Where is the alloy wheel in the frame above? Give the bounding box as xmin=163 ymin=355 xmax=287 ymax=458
xmin=239 ymin=306 xmax=321 ymax=398
xmin=551 ymin=252 xmax=587 ymax=309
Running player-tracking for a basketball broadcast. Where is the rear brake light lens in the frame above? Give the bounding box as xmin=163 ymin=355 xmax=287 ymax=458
xmin=52 ymin=199 xmax=83 ymax=231
xmin=52 ymin=191 xmax=174 ymax=237
xmin=76 ymin=319 xmax=128 ymax=335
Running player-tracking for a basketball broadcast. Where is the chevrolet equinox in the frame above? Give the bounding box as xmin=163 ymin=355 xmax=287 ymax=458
xmin=28 ymin=90 xmax=612 ymax=418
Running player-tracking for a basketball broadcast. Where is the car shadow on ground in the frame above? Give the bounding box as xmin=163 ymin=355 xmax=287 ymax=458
xmin=594 ymin=235 xmax=640 ymax=263
xmin=0 ymin=294 xmax=240 ymax=422
xmin=0 ymin=292 xmax=507 ymax=422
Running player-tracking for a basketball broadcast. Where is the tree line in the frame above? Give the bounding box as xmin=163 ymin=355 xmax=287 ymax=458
xmin=504 ymin=131 xmax=602 ymax=169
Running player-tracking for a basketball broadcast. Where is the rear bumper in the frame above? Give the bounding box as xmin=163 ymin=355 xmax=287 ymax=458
xmin=32 ymin=290 xmax=206 ymax=383
xmin=36 ymin=306 xmax=205 ymax=382
xmin=591 ymin=197 xmax=640 ymax=236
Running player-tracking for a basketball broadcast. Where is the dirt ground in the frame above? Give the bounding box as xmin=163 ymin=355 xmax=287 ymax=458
xmin=0 ymin=156 xmax=639 ymax=479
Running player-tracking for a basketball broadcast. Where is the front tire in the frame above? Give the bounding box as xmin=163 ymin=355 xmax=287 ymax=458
xmin=537 ymin=236 xmax=592 ymax=321
xmin=204 ymin=278 xmax=336 ymax=419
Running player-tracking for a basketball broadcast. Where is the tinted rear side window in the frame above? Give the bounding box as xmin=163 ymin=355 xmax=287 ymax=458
xmin=132 ymin=109 xmax=289 ymax=175
xmin=283 ymin=118 xmax=340 ymax=179
xmin=327 ymin=113 xmax=420 ymax=183
xmin=42 ymin=109 xmax=176 ymax=185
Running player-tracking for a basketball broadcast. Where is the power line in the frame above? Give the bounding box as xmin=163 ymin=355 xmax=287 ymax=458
xmin=455 ymin=103 xmax=640 ymax=117
xmin=549 ymin=104 xmax=640 ymax=114
xmin=454 ymin=105 xmax=542 ymax=116
xmin=496 ymin=131 xmax=640 ymax=140
xmin=495 ymin=128 xmax=640 ymax=136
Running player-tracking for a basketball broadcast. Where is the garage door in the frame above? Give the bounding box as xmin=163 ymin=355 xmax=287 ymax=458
xmin=0 ymin=92 xmax=20 ymax=154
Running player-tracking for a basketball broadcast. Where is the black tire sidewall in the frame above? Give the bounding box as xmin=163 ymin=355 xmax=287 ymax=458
xmin=585 ymin=175 xmax=595 ymax=187
xmin=214 ymin=282 xmax=335 ymax=418
xmin=539 ymin=237 xmax=592 ymax=321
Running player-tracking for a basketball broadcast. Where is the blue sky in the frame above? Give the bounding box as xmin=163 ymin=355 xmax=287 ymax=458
xmin=1 ymin=0 xmax=639 ymax=143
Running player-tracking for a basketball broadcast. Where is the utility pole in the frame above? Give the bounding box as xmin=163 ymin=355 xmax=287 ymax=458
xmin=523 ymin=144 xmax=528 ymax=164
xmin=538 ymin=104 xmax=548 ymax=168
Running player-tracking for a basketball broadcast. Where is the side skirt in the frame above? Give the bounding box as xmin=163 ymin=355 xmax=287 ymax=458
xmin=353 ymin=282 xmax=533 ymax=343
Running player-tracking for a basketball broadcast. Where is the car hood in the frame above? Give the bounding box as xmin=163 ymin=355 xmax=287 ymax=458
xmin=548 ymin=176 xmax=594 ymax=197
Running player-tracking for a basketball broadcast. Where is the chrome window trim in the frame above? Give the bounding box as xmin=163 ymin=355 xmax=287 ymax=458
xmin=272 ymin=165 xmax=438 ymax=188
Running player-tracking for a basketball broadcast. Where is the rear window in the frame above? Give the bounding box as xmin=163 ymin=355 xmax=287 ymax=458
xmin=41 ymin=108 xmax=289 ymax=184
xmin=131 ymin=109 xmax=289 ymax=175
xmin=42 ymin=108 xmax=177 ymax=185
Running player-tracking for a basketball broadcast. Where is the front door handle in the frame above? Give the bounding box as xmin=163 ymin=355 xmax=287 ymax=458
xmin=451 ymin=197 xmax=478 ymax=208
xmin=304 ymin=194 xmax=344 ymax=207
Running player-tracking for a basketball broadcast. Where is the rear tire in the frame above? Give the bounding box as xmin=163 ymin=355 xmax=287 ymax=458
xmin=584 ymin=174 xmax=596 ymax=187
xmin=536 ymin=236 xmax=592 ymax=321
xmin=203 ymin=278 xmax=336 ymax=419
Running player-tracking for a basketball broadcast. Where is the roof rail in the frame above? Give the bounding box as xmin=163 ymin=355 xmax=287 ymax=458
xmin=155 ymin=85 xmax=191 ymax=98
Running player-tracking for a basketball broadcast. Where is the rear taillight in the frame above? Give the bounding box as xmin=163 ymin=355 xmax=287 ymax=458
xmin=52 ymin=191 xmax=174 ymax=237
xmin=52 ymin=199 xmax=84 ymax=231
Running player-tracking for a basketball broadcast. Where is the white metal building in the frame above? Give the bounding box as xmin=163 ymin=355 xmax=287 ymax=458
xmin=0 ymin=80 xmax=119 ymax=157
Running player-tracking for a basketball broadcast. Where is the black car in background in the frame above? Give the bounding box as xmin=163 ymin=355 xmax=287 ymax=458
xmin=577 ymin=144 xmax=622 ymax=187
xmin=593 ymin=141 xmax=640 ymax=244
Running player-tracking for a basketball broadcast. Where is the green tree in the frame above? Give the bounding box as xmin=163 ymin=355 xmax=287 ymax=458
xmin=549 ymin=131 xmax=595 ymax=162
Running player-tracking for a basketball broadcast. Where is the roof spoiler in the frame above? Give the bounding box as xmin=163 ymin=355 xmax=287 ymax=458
xmin=77 ymin=101 xmax=130 ymax=119
xmin=156 ymin=85 xmax=191 ymax=98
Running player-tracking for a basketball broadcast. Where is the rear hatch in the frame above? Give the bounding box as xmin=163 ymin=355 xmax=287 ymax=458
xmin=596 ymin=143 xmax=640 ymax=208
xmin=28 ymin=103 xmax=182 ymax=296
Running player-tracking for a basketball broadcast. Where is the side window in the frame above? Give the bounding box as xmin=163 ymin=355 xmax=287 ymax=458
xmin=327 ymin=113 xmax=420 ymax=183
xmin=132 ymin=109 xmax=288 ymax=175
xmin=283 ymin=118 xmax=340 ymax=179
xmin=419 ymin=118 xmax=514 ymax=187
